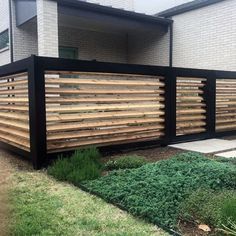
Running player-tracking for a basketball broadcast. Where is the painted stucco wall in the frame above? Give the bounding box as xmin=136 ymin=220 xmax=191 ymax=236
xmin=172 ymin=0 xmax=236 ymax=71
xmin=0 ymin=0 xmax=10 ymax=65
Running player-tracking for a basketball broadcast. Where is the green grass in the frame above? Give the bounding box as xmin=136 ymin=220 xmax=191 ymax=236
xmin=104 ymin=155 xmax=147 ymax=171
xmin=10 ymin=171 xmax=169 ymax=236
xmin=83 ymin=152 xmax=236 ymax=230
xmin=179 ymin=189 xmax=236 ymax=228
xmin=48 ymin=147 xmax=102 ymax=184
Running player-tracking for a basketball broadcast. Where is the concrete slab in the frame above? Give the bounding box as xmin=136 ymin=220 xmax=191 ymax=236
xmin=215 ymin=151 xmax=236 ymax=158
xmin=169 ymin=139 xmax=236 ymax=154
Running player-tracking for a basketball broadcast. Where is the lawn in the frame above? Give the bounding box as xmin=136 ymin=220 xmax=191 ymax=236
xmin=9 ymin=171 xmax=169 ymax=236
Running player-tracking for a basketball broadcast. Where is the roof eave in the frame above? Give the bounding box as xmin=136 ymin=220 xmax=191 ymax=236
xmin=157 ymin=0 xmax=224 ymax=18
xmin=57 ymin=0 xmax=173 ymax=26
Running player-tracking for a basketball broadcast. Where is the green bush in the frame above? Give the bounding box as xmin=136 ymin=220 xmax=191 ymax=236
xmin=179 ymin=189 xmax=236 ymax=227
xmin=48 ymin=147 xmax=102 ymax=184
xmin=104 ymin=155 xmax=147 ymax=171
xmin=83 ymin=152 xmax=236 ymax=230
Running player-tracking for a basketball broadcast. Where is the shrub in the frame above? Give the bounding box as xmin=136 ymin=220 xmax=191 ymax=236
xmin=48 ymin=147 xmax=102 ymax=184
xmin=215 ymin=156 xmax=236 ymax=166
xmin=104 ymin=155 xmax=147 ymax=171
xmin=222 ymin=221 xmax=236 ymax=236
xmin=83 ymin=152 xmax=236 ymax=230
xmin=179 ymin=189 xmax=236 ymax=227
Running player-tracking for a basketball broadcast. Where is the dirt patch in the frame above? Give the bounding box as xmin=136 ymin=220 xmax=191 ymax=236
xmin=0 ymin=150 xmax=31 ymax=236
xmin=102 ymin=146 xmax=185 ymax=163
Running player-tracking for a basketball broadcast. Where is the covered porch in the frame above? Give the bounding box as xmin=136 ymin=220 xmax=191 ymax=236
xmin=14 ymin=0 xmax=172 ymax=66
xmin=56 ymin=0 xmax=172 ymax=66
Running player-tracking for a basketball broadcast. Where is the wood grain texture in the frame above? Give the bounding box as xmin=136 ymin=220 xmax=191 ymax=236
xmin=45 ymin=72 xmax=165 ymax=152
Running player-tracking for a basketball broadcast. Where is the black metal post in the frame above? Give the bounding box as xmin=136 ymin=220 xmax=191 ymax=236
xmin=205 ymin=72 xmax=216 ymax=138
xmin=28 ymin=55 xmax=47 ymax=169
xmin=163 ymin=68 xmax=176 ymax=145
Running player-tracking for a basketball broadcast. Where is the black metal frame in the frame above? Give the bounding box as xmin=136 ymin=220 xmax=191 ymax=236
xmin=0 ymin=55 xmax=236 ymax=169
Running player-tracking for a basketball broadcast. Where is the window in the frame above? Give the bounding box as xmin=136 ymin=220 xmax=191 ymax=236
xmin=0 ymin=30 xmax=9 ymax=50
xmin=59 ymin=47 xmax=78 ymax=59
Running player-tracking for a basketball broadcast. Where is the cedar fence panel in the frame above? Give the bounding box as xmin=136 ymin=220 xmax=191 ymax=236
xmin=0 ymin=56 xmax=236 ymax=169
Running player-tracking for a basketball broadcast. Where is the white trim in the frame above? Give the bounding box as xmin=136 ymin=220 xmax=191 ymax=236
xmin=0 ymin=46 xmax=9 ymax=53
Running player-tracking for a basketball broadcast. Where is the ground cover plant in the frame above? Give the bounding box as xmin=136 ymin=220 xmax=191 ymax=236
xmin=104 ymin=155 xmax=147 ymax=171
xmin=82 ymin=152 xmax=236 ymax=232
xmin=10 ymin=171 xmax=169 ymax=236
xmin=48 ymin=147 xmax=102 ymax=184
xmin=179 ymin=189 xmax=236 ymax=231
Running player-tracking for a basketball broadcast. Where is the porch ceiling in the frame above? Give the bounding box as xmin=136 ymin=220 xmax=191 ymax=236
xmin=57 ymin=0 xmax=172 ymax=34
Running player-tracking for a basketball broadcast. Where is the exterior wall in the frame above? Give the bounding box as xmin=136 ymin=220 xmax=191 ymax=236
xmin=11 ymin=0 xmax=38 ymax=61
xmin=37 ymin=0 xmax=58 ymax=57
xmin=0 ymin=0 xmax=10 ymax=65
xmin=128 ymin=29 xmax=170 ymax=66
xmin=86 ymin=0 xmax=134 ymax=11
xmin=59 ymin=26 xmax=127 ymax=63
xmin=172 ymin=0 xmax=236 ymax=71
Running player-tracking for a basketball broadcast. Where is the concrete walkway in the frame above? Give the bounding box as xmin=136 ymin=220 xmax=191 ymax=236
xmin=170 ymin=138 xmax=236 ymax=158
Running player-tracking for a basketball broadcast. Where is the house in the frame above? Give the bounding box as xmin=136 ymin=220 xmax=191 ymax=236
xmin=0 ymin=0 xmax=172 ymax=67
xmin=0 ymin=0 xmax=235 ymax=71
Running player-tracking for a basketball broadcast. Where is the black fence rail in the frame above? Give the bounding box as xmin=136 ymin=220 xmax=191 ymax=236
xmin=0 ymin=55 xmax=235 ymax=169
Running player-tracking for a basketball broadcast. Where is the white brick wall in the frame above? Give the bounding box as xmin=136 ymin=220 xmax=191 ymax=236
xmin=59 ymin=26 xmax=169 ymax=66
xmin=172 ymin=0 xmax=236 ymax=71
xmin=11 ymin=0 xmax=38 ymax=61
xmin=86 ymin=0 xmax=134 ymax=11
xmin=37 ymin=0 xmax=58 ymax=57
xmin=59 ymin=27 xmax=127 ymax=63
xmin=0 ymin=0 xmax=10 ymax=65
xmin=128 ymin=29 xmax=170 ymax=66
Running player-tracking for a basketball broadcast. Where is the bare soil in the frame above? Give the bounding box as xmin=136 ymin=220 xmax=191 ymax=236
xmin=102 ymin=146 xmax=185 ymax=163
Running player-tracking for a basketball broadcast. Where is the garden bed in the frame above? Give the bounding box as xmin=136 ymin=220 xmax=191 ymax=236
xmin=82 ymin=152 xmax=236 ymax=235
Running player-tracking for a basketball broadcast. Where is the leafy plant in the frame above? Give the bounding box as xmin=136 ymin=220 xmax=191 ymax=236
xmin=83 ymin=152 xmax=236 ymax=230
xmin=221 ymin=221 xmax=236 ymax=236
xmin=48 ymin=147 xmax=102 ymax=184
xmin=179 ymin=189 xmax=236 ymax=227
xmin=104 ymin=155 xmax=147 ymax=171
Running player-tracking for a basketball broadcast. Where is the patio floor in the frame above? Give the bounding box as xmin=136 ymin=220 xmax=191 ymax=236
xmin=169 ymin=138 xmax=236 ymax=158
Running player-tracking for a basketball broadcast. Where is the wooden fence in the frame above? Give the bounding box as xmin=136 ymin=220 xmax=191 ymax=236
xmin=0 ymin=55 xmax=235 ymax=169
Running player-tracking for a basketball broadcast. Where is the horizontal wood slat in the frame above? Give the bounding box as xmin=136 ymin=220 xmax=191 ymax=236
xmin=216 ymin=79 xmax=236 ymax=132
xmin=176 ymin=77 xmax=207 ymax=136
xmin=0 ymin=72 xmax=30 ymax=151
xmin=45 ymin=72 xmax=165 ymax=152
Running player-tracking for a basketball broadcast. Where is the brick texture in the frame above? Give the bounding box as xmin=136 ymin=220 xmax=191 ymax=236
xmin=172 ymin=0 xmax=236 ymax=71
xmin=11 ymin=0 xmax=38 ymax=61
xmin=37 ymin=0 xmax=58 ymax=57
xmin=59 ymin=26 xmax=127 ymax=63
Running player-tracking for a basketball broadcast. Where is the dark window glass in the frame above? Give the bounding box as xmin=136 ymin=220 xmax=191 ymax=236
xmin=0 ymin=30 xmax=9 ymax=50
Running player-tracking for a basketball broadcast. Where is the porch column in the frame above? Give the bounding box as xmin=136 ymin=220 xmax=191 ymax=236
xmin=36 ymin=0 xmax=58 ymax=57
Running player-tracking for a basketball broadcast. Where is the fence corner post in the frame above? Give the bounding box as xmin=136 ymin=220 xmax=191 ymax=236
xmin=28 ymin=55 xmax=47 ymax=169
xmin=206 ymin=72 xmax=216 ymax=138
xmin=163 ymin=68 xmax=176 ymax=145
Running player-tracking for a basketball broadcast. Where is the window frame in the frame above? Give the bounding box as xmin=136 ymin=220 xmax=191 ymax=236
xmin=0 ymin=29 xmax=9 ymax=51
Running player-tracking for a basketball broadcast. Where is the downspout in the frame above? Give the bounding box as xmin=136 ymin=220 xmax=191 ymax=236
xmin=8 ymin=0 xmax=14 ymax=62
xmin=169 ymin=20 xmax=173 ymax=67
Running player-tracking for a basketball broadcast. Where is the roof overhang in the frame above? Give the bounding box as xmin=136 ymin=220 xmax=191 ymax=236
xmin=57 ymin=0 xmax=172 ymax=29
xmin=157 ymin=0 xmax=225 ymax=18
